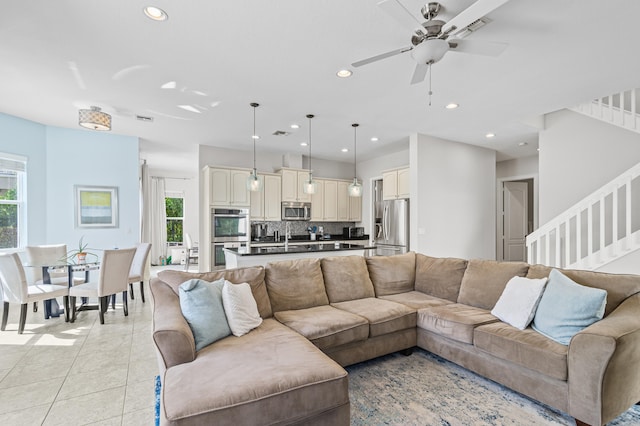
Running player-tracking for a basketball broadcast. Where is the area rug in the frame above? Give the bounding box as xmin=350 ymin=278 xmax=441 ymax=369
xmin=347 ymin=348 xmax=640 ymax=425
xmin=153 ymin=349 xmax=640 ymax=425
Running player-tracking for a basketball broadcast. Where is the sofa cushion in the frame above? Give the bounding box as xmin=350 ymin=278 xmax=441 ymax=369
xmin=321 ymin=256 xmax=375 ymax=303
xmin=331 ymin=298 xmax=416 ymax=338
xmin=365 ymin=252 xmax=416 ymax=296
xmin=274 ymin=305 xmax=369 ymax=350
xmin=491 ymin=276 xmax=548 ymax=330
xmin=265 ymin=258 xmax=329 ymax=312
xmin=415 ymin=254 xmax=468 ymax=302
xmin=179 ymin=278 xmax=231 ymax=351
xmin=457 ymin=259 xmax=530 ymax=310
xmin=527 ymin=264 xmax=640 ymax=316
xmin=163 ymin=319 xmax=349 ymax=424
xmin=474 ymin=322 xmax=568 ymax=381
xmin=532 ymin=269 xmax=607 ymax=345
xmin=379 ymin=291 xmax=453 ymax=310
xmin=158 ymin=267 xmax=272 ymax=318
xmin=418 ymin=303 xmax=498 ymax=344
xmin=222 ymin=281 xmax=263 ymax=337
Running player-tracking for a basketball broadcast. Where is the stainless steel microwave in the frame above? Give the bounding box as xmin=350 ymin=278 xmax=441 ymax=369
xmin=281 ymin=202 xmax=311 ymax=221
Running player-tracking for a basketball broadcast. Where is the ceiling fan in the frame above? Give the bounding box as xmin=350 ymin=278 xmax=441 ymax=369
xmin=352 ymin=0 xmax=510 ymax=87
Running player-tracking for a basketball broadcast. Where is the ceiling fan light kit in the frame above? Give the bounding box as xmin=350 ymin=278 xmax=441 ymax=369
xmin=246 ymin=102 xmax=264 ymax=192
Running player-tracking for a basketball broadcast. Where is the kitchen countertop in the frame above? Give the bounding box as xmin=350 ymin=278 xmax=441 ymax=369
xmin=225 ymin=243 xmax=374 ymax=257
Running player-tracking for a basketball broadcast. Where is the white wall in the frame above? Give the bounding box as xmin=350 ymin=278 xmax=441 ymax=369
xmin=410 ymin=133 xmax=496 ymax=259
xmin=496 ymin=155 xmax=538 ymax=179
xmin=539 ymin=109 xmax=640 ymax=223
xmin=45 ymin=126 xmax=140 ymax=253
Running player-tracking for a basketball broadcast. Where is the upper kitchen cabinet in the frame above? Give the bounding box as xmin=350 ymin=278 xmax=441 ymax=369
xmin=206 ymin=166 xmax=251 ymax=207
xmin=382 ymin=167 xmax=410 ymax=200
xmin=279 ymin=168 xmax=311 ymax=203
xmin=250 ymin=173 xmax=281 ymax=221
xmin=323 ymin=180 xmax=338 ymax=221
xmin=310 ymin=179 xmax=324 ymax=221
xmin=337 ymin=181 xmax=349 ymax=221
xmin=349 ymin=192 xmax=362 ymax=222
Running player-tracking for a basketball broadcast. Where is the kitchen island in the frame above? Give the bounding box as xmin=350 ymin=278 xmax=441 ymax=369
xmin=224 ymin=243 xmax=374 ymax=268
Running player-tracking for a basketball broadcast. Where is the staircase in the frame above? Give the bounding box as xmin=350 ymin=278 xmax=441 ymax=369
xmin=526 ymin=90 xmax=640 ymax=270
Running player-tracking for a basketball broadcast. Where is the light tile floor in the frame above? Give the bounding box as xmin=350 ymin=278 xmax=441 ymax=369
xmin=0 ymin=266 xmax=178 ymax=426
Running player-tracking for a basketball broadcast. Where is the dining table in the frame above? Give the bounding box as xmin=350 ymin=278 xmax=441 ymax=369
xmin=24 ymin=261 xmax=100 ymax=320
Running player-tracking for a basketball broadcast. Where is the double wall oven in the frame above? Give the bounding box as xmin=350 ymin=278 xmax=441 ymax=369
xmin=211 ymin=208 xmax=249 ymax=269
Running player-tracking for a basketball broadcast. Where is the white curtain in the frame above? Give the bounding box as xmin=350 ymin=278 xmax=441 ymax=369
xmin=141 ymin=162 xmax=167 ymax=265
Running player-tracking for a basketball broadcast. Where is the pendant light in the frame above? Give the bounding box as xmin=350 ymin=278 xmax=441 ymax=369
xmin=302 ymin=114 xmax=317 ymax=194
xmin=246 ymin=102 xmax=263 ymax=192
xmin=348 ymin=123 xmax=363 ymax=197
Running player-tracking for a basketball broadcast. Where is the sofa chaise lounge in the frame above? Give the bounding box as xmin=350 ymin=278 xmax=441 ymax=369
xmin=150 ymin=252 xmax=640 ymax=425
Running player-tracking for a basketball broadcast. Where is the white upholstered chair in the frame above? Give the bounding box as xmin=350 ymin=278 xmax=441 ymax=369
xmin=0 ymin=253 xmax=69 ymax=333
xmin=25 ymin=244 xmax=85 ymax=313
xmin=184 ymin=233 xmax=198 ymax=271
xmin=128 ymin=243 xmax=152 ymax=303
xmin=69 ymin=248 xmax=136 ymax=324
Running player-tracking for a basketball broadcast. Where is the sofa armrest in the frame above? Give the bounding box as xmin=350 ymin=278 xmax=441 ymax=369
xmin=150 ymin=278 xmax=196 ymax=371
xmin=567 ymin=293 xmax=640 ymax=425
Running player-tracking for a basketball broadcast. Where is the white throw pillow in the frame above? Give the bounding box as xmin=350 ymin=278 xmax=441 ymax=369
xmin=491 ymin=276 xmax=548 ymax=330
xmin=222 ymin=280 xmax=263 ymax=336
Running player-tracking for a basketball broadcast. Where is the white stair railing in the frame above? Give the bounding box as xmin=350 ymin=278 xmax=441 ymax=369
xmin=570 ymin=89 xmax=640 ymax=133
xmin=526 ymin=162 xmax=640 ymax=270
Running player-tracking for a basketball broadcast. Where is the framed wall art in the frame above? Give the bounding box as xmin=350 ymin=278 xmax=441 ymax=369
xmin=74 ymin=185 xmax=119 ymax=228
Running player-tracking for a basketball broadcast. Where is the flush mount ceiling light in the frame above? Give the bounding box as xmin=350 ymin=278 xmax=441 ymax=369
xmin=143 ymin=6 xmax=168 ymax=21
xmin=445 ymin=103 xmax=459 ymax=109
xmin=78 ymin=106 xmax=111 ymax=131
xmin=348 ymin=123 xmax=363 ymax=197
xmin=336 ymin=69 xmax=353 ymax=78
xmin=302 ymin=114 xmax=317 ymax=195
xmin=246 ymin=102 xmax=263 ymax=192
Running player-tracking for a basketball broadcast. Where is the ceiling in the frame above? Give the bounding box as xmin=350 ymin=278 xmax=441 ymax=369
xmin=2 ymin=0 xmax=640 ymax=172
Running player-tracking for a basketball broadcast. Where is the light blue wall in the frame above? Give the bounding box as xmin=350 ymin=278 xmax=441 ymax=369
xmin=0 ymin=113 xmax=47 ymax=244
xmin=0 ymin=112 xmax=140 ymax=254
xmin=45 ymin=126 xmax=140 ymax=254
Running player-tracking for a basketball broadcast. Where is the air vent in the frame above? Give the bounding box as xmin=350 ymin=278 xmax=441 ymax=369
xmin=273 ymin=130 xmax=290 ymax=136
xmin=136 ymin=115 xmax=154 ymax=122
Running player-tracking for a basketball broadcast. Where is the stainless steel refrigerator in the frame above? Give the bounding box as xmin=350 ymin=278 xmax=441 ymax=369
xmin=375 ymin=198 xmax=409 ymax=256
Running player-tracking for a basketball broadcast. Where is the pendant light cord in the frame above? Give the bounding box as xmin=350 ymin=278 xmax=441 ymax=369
xmin=307 ymin=114 xmax=314 ymax=178
xmin=250 ymin=102 xmax=259 ymax=173
xmin=352 ymin=123 xmax=359 ymax=179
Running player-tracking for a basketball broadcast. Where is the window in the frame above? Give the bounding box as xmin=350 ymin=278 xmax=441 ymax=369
xmin=0 ymin=154 xmax=26 ymax=249
xmin=165 ymin=196 xmax=184 ymax=244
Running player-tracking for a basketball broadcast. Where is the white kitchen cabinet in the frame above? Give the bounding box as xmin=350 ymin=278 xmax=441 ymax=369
xmin=383 ymin=167 xmax=409 ymax=200
xmin=279 ymin=168 xmax=311 ymax=202
xmin=250 ymin=174 xmax=281 ymax=221
xmin=323 ymin=180 xmax=338 ymax=221
xmin=337 ymin=181 xmax=349 ymax=221
xmin=209 ymin=167 xmax=250 ymax=206
xmin=349 ymin=192 xmax=362 ymax=222
xmin=310 ymin=179 xmax=324 ymax=221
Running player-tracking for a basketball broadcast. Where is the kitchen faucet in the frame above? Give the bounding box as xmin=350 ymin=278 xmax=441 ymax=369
xmin=285 ymin=221 xmax=291 ymax=251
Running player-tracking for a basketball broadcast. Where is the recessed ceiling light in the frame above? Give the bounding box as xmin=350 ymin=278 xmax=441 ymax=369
xmin=445 ymin=103 xmax=459 ymax=109
xmin=290 ymin=124 xmax=300 ymax=129
xmin=252 ymin=135 xmax=260 ymax=140
xmin=336 ymin=69 xmax=352 ymax=78
xmin=300 ymin=142 xmax=308 ymax=146
xmin=143 ymin=6 xmax=168 ymax=21
xmin=370 ymin=137 xmax=379 ymax=142
xmin=341 ymin=148 xmax=349 ymax=153
xmin=485 ymin=133 xmax=495 ymax=138
xmin=518 ymin=142 xmax=528 ymax=146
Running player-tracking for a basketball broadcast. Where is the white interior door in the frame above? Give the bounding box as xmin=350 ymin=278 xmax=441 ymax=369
xmin=503 ymin=181 xmax=528 ymax=261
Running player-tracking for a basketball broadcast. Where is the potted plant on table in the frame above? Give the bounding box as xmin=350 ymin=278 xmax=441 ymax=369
xmin=66 ymin=236 xmax=98 ymax=264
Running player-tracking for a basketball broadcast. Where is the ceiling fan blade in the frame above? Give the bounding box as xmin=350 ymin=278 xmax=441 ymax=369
xmin=378 ymin=0 xmax=425 ymax=34
xmin=448 ymin=39 xmax=507 ymax=56
xmin=351 ymin=46 xmax=412 ymax=68
xmin=410 ymin=63 xmax=429 ymax=85
xmin=442 ymin=0 xmax=511 ymax=36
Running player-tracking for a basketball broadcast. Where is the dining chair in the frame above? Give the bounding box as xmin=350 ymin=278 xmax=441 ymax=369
xmin=25 ymin=244 xmax=86 ymax=313
xmin=69 ymin=248 xmax=136 ymax=325
xmin=0 ymin=253 xmax=69 ymax=334
xmin=184 ymin=233 xmax=199 ymax=271
xmin=127 ymin=243 xmax=152 ymax=303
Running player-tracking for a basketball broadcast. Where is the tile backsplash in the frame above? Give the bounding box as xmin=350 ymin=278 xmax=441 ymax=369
xmin=253 ymin=221 xmax=357 ymax=239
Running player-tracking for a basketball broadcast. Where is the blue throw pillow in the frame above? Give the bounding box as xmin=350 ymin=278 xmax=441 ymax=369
xmin=532 ymin=269 xmax=607 ymax=345
xmin=179 ymin=278 xmax=231 ymax=351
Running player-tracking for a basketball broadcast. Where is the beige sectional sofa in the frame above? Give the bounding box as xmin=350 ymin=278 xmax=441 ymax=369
xmin=150 ymin=252 xmax=640 ymax=426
